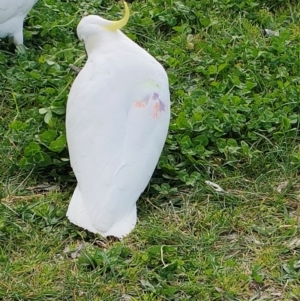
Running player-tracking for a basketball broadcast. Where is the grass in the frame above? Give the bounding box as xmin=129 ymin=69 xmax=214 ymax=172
xmin=1 ymin=0 xmax=300 ymax=300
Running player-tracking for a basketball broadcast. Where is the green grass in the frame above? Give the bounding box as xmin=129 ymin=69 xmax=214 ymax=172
xmin=1 ymin=0 xmax=300 ymax=300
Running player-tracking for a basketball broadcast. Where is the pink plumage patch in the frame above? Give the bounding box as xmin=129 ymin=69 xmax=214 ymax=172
xmin=135 ymin=92 xmax=165 ymax=119
xmin=134 ymin=95 xmax=150 ymax=108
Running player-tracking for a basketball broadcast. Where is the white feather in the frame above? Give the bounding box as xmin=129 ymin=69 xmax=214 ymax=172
xmin=0 ymin=0 xmax=37 ymax=45
xmin=66 ymin=8 xmax=170 ymax=238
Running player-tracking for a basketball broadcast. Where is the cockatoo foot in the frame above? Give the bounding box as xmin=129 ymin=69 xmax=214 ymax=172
xmin=69 ymin=64 xmax=82 ymax=74
xmin=16 ymin=44 xmax=27 ymax=54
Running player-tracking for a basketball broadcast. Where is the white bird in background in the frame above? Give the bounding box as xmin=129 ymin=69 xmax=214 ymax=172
xmin=66 ymin=2 xmax=170 ymax=238
xmin=0 ymin=0 xmax=37 ymax=51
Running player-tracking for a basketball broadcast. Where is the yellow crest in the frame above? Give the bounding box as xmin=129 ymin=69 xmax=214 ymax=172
xmin=105 ymin=1 xmax=130 ymax=31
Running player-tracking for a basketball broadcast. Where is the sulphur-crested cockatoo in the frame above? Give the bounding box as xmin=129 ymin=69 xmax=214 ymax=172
xmin=0 ymin=0 xmax=37 ymax=50
xmin=66 ymin=2 xmax=170 ymax=238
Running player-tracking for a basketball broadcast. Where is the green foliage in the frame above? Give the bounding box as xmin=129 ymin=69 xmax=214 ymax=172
xmin=1 ymin=0 xmax=299 ymax=185
xmin=78 ymin=243 xmax=132 ymax=271
xmin=1 ymin=187 xmax=300 ymax=300
xmin=1 ymin=1 xmax=300 ymax=300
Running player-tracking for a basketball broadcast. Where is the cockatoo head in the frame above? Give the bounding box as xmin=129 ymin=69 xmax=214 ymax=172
xmin=77 ymin=1 xmax=129 ymax=44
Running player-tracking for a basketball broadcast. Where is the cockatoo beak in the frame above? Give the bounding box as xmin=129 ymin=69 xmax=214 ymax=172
xmin=105 ymin=1 xmax=130 ymax=31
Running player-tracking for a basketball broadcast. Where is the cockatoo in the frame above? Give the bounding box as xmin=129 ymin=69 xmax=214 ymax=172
xmin=66 ymin=2 xmax=170 ymax=238
xmin=0 ymin=0 xmax=37 ymax=51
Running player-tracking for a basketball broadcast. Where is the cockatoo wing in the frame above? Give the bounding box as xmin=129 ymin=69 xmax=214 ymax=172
xmin=66 ymin=37 xmax=170 ymax=238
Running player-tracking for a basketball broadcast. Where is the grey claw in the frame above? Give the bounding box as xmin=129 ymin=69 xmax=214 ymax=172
xmin=16 ymin=44 xmax=27 ymax=54
xmin=69 ymin=64 xmax=82 ymax=74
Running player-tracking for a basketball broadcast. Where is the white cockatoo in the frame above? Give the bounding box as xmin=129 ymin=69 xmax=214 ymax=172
xmin=66 ymin=2 xmax=170 ymax=238
xmin=0 ymin=0 xmax=37 ymax=50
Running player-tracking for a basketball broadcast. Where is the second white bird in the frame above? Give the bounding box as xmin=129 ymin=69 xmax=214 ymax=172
xmin=0 ymin=0 xmax=38 ymax=48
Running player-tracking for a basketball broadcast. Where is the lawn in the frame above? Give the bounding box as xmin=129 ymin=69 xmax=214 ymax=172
xmin=1 ymin=0 xmax=300 ymax=300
